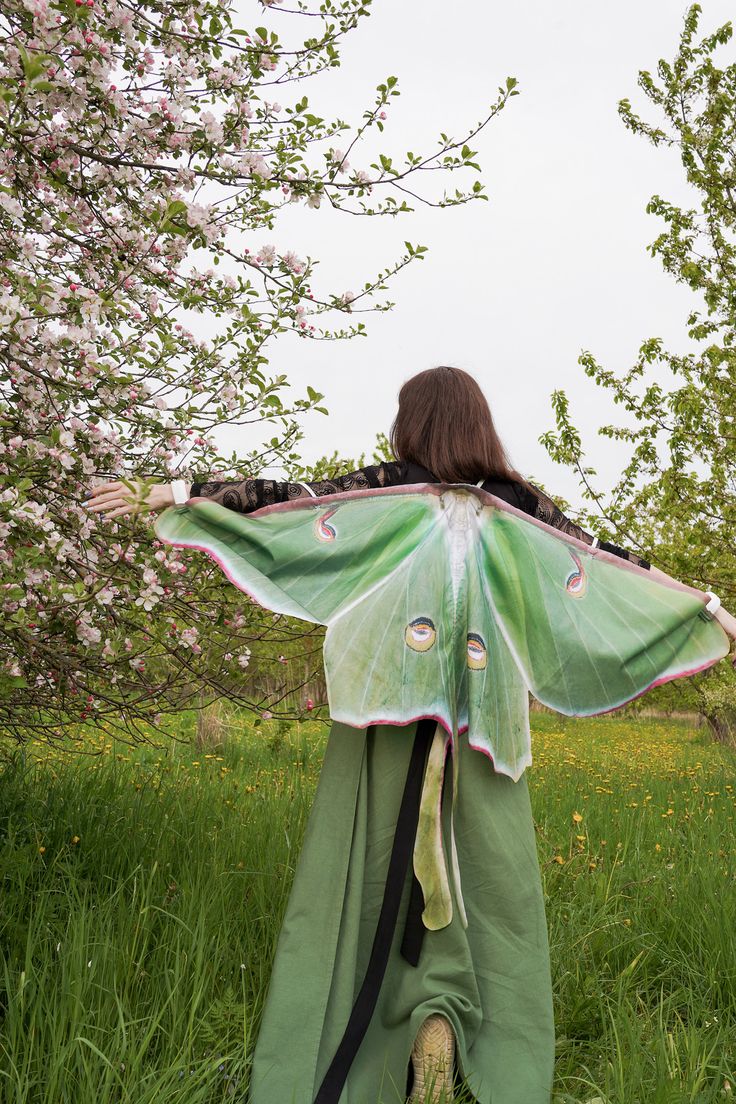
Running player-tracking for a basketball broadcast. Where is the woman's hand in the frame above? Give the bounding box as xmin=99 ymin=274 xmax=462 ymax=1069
xmin=85 ymin=480 xmax=174 ymax=520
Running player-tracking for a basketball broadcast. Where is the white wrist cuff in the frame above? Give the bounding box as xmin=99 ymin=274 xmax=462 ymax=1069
xmin=172 ymin=479 xmax=189 ymax=505
xmin=704 ymin=591 xmax=721 ymax=616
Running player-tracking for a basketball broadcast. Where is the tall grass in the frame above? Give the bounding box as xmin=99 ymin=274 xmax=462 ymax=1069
xmin=0 ymin=712 xmax=734 ymax=1103
xmin=530 ymin=714 xmax=736 ymax=1104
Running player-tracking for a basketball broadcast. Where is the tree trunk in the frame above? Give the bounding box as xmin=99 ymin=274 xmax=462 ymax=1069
xmin=703 ymin=709 xmax=736 ymax=745
xmin=196 ymin=693 xmax=225 ymax=751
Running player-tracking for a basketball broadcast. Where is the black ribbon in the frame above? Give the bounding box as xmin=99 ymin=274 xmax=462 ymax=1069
xmin=399 ymin=865 xmax=427 ymax=967
xmin=313 ymin=717 xmax=437 ymax=1104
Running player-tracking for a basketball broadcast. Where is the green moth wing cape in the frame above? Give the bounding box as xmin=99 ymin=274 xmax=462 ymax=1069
xmin=154 ymin=482 xmax=728 ymax=777
xmin=154 ymin=483 xmax=729 ymax=930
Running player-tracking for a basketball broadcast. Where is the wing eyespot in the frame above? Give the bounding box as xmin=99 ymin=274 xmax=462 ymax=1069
xmin=467 ymin=632 xmax=487 ymax=670
xmin=405 ymin=616 xmax=436 ymax=653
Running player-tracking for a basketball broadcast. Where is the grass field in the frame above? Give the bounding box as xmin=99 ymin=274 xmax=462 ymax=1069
xmin=0 ymin=711 xmax=734 ymax=1103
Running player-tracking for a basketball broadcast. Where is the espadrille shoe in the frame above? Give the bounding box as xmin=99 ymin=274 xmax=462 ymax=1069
xmin=408 ymin=1013 xmax=455 ymax=1103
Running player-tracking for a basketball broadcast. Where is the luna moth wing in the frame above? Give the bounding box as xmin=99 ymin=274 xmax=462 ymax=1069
xmin=153 ymin=490 xmax=438 ymax=625
xmin=479 ymin=502 xmax=730 ymax=717
xmin=155 ymin=488 xmax=463 ymax=734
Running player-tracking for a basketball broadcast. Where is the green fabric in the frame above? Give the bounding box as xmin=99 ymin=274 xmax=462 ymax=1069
xmin=248 ymin=721 xmax=555 ymax=1104
xmin=155 ymin=485 xmax=729 ymax=788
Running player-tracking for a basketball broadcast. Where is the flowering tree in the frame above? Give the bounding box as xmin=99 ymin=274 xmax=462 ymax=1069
xmin=540 ymin=4 xmax=736 ymax=736
xmin=0 ymin=0 xmax=519 ymax=745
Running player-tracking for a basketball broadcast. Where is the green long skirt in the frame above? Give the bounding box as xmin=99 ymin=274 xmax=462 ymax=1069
xmin=249 ymin=720 xmax=555 ymax=1104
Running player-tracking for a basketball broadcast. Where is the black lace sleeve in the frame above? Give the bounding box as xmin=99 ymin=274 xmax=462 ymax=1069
xmin=189 ymin=461 xmax=401 ymax=513
xmin=522 ymin=481 xmax=651 ymax=570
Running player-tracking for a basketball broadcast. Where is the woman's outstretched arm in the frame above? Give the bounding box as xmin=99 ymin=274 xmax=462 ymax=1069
xmin=85 ymin=462 xmax=401 ymax=519
xmin=522 ymin=480 xmax=652 ymax=569
xmin=182 ymin=462 xmax=395 ymax=512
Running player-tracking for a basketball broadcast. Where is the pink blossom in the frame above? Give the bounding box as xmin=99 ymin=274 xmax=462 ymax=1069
xmin=256 ymin=244 xmax=276 ymax=266
xmin=186 ymin=203 xmax=213 ymax=231
xmin=282 ymin=251 xmax=304 ymax=274
xmin=199 ymin=111 xmax=224 ymax=144
xmin=328 ymin=148 xmax=350 ymax=172
xmin=76 ymin=620 xmax=102 ymax=646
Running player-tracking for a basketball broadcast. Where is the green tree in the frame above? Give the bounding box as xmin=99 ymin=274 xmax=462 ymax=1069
xmin=0 ymin=0 xmax=518 ymax=745
xmin=540 ymin=4 xmax=736 ymax=737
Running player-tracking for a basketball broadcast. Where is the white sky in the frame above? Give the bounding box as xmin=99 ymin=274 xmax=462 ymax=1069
xmin=214 ymin=1 xmax=732 ymax=508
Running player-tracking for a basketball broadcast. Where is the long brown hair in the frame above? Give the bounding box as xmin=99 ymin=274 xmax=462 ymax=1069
xmin=389 ymin=365 xmax=532 ymax=488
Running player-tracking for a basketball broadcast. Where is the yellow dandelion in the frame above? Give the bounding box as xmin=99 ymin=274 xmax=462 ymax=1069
xmin=38 ymin=846 xmax=46 ymax=854
xmin=572 ymin=811 xmax=583 ymax=823
xmin=71 ymin=836 xmax=80 ymax=845
xmin=553 ymin=855 xmax=565 ymax=865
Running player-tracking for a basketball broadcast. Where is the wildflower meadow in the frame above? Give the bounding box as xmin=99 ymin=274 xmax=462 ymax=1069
xmin=1 ymin=710 xmax=734 ymax=1103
